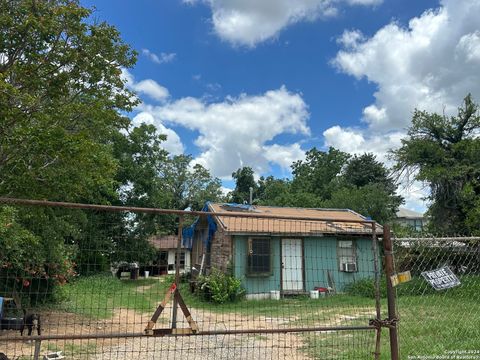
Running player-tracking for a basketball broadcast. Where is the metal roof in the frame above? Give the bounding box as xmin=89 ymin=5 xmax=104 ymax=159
xmin=396 ymin=207 xmax=424 ymax=219
xmin=207 ymin=203 xmax=381 ymax=236
xmin=148 ymin=235 xmax=186 ymax=250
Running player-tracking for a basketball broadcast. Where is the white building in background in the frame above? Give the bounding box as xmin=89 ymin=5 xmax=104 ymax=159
xmin=148 ymin=235 xmax=191 ymax=275
xmin=395 ymin=208 xmax=426 ymax=232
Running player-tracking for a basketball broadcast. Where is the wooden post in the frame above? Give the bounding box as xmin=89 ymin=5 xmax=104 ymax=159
xmin=371 ymin=223 xmax=382 ymax=360
xmin=383 ymin=224 xmax=400 ymax=360
xmin=33 ymin=340 xmax=41 ymax=360
xmin=172 ymin=215 xmax=184 ymax=329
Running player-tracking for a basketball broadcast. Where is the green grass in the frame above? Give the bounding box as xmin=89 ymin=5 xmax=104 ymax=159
xmin=56 ymin=273 xmax=172 ymax=318
xmin=53 ymin=274 xmax=480 ymax=359
xmin=46 ymin=342 xmax=97 ymax=359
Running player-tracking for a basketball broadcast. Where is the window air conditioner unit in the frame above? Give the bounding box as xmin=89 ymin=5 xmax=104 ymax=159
xmin=342 ymin=263 xmax=357 ymax=272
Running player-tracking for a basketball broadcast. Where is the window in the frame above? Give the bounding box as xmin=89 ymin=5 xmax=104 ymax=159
xmin=159 ymin=251 xmax=168 ymax=265
xmin=247 ymin=238 xmax=271 ymax=275
xmin=179 ymin=251 xmax=186 ymax=269
xmin=169 ymin=251 xmax=186 ymax=270
xmin=338 ymin=240 xmax=357 ymax=272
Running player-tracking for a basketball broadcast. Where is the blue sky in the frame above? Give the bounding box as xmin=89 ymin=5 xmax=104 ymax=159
xmin=83 ymin=0 xmax=480 ymax=212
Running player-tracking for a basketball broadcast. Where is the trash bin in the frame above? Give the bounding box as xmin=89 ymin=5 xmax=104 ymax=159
xmin=144 ymin=271 xmax=150 ymax=279
xmin=130 ymin=263 xmax=139 ymax=280
xmin=270 ymin=290 xmax=281 ymax=300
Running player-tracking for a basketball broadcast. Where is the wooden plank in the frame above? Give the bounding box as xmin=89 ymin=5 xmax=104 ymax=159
xmin=174 ymin=291 xmax=198 ymax=332
xmin=145 ymin=283 xmax=176 ymax=332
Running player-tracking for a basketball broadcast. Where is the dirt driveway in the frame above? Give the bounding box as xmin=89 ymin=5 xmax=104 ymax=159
xmin=91 ymin=306 xmax=312 ymax=360
xmin=0 ymin=305 xmax=312 ymax=360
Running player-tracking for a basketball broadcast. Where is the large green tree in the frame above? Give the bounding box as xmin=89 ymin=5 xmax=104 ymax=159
xmin=393 ymin=94 xmax=480 ymax=235
xmin=291 ymin=147 xmax=350 ymax=199
xmin=0 ymin=0 xmax=138 ymax=301
xmin=330 ymin=153 xmax=403 ymax=222
xmin=231 ymin=149 xmax=401 ymax=223
xmin=0 ymin=0 xmax=137 ymax=201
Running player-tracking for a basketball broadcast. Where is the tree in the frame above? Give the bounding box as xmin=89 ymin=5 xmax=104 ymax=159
xmin=393 ymin=94 xmax=480 ymax=234
xmin=322 ymin=184 xmax=401 ymax=224
xmin=291 ymin=147 xmax=350 ymax=199
xmin=160 ymin=155 xmax=223 ymax=211
xmin=337 ymin=153 xmax=403 ymax=223
xmin=0 ymin=0 xmax=137 ymax=201
xmin=232 ymin=149 xmax=400 ymax=223
xmin=0 ymin=0 xmax=137 ymax=298
xmin=231 ymin=167 xmax=257 ymax=203
xmin=344 ymin=153 xmax=396 ymax=193
xmin=113 ymin=124 xmax=170 ymax=208
xmin=257 ymin=176 xmax=290 ymax=205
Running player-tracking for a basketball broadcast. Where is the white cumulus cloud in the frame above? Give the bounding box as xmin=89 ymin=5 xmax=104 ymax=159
xmin=325 ymin=0 xmax=480 ymax=211
xmin=142 ymin=86 xmax=310 ymax=178
xmin=263 ymin=143 xmax=306 ymax=169
xmin=333 ymin=0 xmax=480 ymax=131
xmin=121 ymin=68 xmax=170 ymax=102
xmin=184 ymin=0 xmax=382 ymax=47
xmin=141 ymin=48 xmax=177 ymax=64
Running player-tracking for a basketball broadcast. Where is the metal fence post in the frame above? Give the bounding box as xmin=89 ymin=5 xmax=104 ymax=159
xmin=383 ymin=224 xmax=400 ymax=360
xmin=172 ymin=215 xmax=184 ymax=329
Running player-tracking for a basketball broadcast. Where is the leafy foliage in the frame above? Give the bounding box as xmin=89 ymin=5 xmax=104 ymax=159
xmin=195 ymin=269 xmax=245 ymax=304
xmin=230 ymin=167 xmax=257 ymax=204
xmin=393 ymin=94 xmax=480 ymax=234
xmin=232 ymin=149 xmax=402 ymax=223
xmin=0 ymin=0 xmax=222 ymax=302
xmin=0 ymin=206 xmax=76 ymax=304
xmin=0 ymin=0 xmax=137 ymax=201
xmin=291 ymin=147 xmax=349 ymax=199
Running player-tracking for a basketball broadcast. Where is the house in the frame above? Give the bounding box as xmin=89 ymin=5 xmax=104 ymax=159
xmin=148 ymin=235 xmax=191 ymax=275
xmin=395 ymin=207 xmax=425 ymax=232
xmin=183 ymin=203 xmax=382 ymax=299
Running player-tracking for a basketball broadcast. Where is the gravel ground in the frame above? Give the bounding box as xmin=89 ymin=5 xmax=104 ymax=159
xmin=92 ymin=308 xmax=312 ymax=360
xmin=92 ymin=333 xmax=311 ymax=360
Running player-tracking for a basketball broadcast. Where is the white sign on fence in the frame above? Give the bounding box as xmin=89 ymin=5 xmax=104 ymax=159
xmin=421 ymin=266 xmax=461 ymax=290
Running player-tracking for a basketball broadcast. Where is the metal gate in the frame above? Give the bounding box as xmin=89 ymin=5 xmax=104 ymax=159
xmin=0 ymin=198 xmax=393 ymax=359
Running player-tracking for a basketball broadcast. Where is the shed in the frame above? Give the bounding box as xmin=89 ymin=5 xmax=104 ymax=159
xmin=148 ymin=235 xmax=191 ymax=275
xmin=185 ymin=203 xmax=382 ymax=299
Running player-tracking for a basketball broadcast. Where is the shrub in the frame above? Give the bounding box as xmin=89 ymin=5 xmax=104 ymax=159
xmin=195 ymin=268 xmax=245 ymax=304
xmin=345 ymin=277 xmax=387 ymax=298
xmin=0 ymin=206 xmax=76 ymax=305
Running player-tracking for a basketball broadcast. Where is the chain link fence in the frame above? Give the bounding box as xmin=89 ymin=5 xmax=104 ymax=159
xmin=0 ymin=198 xmax=387 ymax=360
xmin=393 ymin=235 xmax=480 ymax=359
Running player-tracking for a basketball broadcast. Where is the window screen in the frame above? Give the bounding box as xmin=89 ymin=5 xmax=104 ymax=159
xmin=338 ymin=240 xmax=356 ymax=270
xmin=247 ymin=238 xmax=271 ymax=275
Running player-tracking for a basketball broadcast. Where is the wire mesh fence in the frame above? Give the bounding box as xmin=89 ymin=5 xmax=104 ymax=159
xmin=392 ymin=235 xmax=480 ymax=359
xmin=0 ymin=198 xmax=385 ymax=359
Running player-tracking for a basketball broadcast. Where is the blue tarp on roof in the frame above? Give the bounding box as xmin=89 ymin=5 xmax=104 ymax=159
xmin=182 ymin=202 xmax=217 ymax=250
xmin=221 ymin=203 xmax=255 ymax=211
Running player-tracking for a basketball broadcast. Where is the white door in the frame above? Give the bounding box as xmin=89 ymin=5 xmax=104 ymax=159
xmin=282 ymin=239 xmax=304 ymax=291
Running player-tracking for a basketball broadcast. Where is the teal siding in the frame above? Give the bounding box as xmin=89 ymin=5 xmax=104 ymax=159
xmin=233 ymin=236 xmax=281 ymax=294
xmin=234 ymin=235 xmax=378 ymax=294
xmin=304 ymin=237 xmax=377 ymax=292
